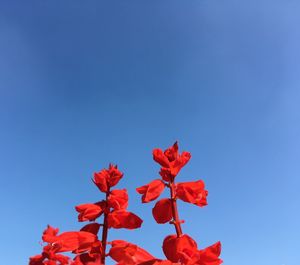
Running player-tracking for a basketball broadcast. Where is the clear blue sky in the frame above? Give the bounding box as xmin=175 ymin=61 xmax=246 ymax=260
xmin=1 ymin=1 xmax=299 ymax=264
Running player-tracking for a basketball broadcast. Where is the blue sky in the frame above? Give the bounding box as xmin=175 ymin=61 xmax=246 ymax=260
xmin=1 ymin=1 xmax=300 ymax=264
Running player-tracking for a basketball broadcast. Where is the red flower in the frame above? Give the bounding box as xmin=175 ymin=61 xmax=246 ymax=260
xmin=108 ymin=189 xmax=129 ymax=210
xmin=136 ymin=179 xmax=165 ymax=203
xmin=184 ymin=242 xmax=222 ymax=265
xmin=42 ymin=225 xmax=59 ymax=242
xmin=153 ymin=142 xmax=191 ymax=181
xmin=176 ymin=180 xmax=208 ymax=207
xmin=93 ymin=164 xmax=123 ymax=192
xmin=42 ymin=225 xmax=97 ymax=253
xmin=152 ymin=198 xmax=172 ymax=224
xmin=75 ymin=202 xmax=105 ymax=222
xmin=162 ymin=234 xmax=198 ymax=263
xmin=107 ymin=210 xmax=143 ymax=229
xmin=109 ymin=240 xmax=154 ymax=265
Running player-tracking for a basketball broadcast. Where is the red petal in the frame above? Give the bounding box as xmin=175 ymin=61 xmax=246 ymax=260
xmin=109 ymin=240 xmax=154 ymax=265
xmin=152 ymin=199 xmax=172 ymax=224
xmin=75 ymin=203 xmax=104 ymax=222
xmin=162 ymin=234 xmax=198 ymax=262
xmin=178 ymin=151 xmax=191 ymax=166
xmin=43 ymin=229 xmax=96 ymax=253
xmin=108 ymin=210 xmax=143 ymax=229
xmin=93 ymin=170 xmax=109 ymax=192
xmin=108 ymin=189 xmax=128 ymax=210
xmin=42 ymin=225 xmax=59 ymax=243
xmin=176 ymin=180 xmax=208 ymax=207
xmin=107 ymin=164 xmax=124 ymax=187
xmin=73 ymin=231 xmax=97 ymax=253
xmin=170 ymin=151 xmax=191 ymax=177
xmin=183 ymin=242 xmax=222 ymax=265
xmin=159 ymin=168 xmax=172 ymax=182
xmin=51 ymin=232 xmax=81 ymax=252
xmin=153 ymin=149 xmax=170 ymax=167
xmin=136 ymin=179 xmax=165 ymax=203
xmin=163 ymin=142 xmax=179 ymax=162
xmin=197 ymin=242 xmax=222 ymax=265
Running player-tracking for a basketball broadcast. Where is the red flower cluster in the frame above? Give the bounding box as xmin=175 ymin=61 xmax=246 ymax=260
xmin=136 ymin=142 xmax=222 ymax=265
xmin=29 ymin=164 xmax=144 ymax=265
xmin=77 ymin=165 xmax=142 ymax=231
xmin=29 ymin=142 xmax=222 ymax=265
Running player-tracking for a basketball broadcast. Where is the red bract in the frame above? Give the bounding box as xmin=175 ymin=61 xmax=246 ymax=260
xmin=75 ymin=202 xmax=105 ymax=222
xmin=136 ymin=179 xmax=165 ymax=203
xmin=183 ymin=242 xmax=222 ymax=265
xmin=109 ymin=240 xmax=154 ymax=265
xmin=162 ymin=234 xmax=198 ymax=263
xmin=176 ymin=180 xmax=208 ymax=207
xmin=153 ymin=142 xmax=191 ymax=181
xmin=93 ymin=164 xmax=123 ymax=192
xmin=42 ymin=225 xmax=97 ymax=253
xmin=152 ymin=149 xmax=170 ymax=168
xmin=107 ymin=210 xmax=143 ymax=229
xmin=108 ymin=189 xmax=128 ymax=210
xmin=152 ymin=198 xmax=172 ymax=224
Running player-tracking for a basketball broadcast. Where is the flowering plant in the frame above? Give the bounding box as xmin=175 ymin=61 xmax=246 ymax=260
xmin=29 ymin=142 xmax=222 ymax=265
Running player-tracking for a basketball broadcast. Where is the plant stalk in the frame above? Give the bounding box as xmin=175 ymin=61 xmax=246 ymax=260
xmin=101 ymin=187 xmax=110 ymax=264
xmin=169 ymin=180 xmax=183 ymax=237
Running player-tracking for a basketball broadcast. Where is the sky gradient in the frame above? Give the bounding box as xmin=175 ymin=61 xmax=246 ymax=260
xmin=1 ymin=1 xmax=300 ymax=264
